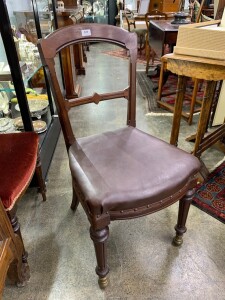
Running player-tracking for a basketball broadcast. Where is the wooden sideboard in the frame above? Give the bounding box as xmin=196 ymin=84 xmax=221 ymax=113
xmin=149 ymin=0 xmax=180 ymax=12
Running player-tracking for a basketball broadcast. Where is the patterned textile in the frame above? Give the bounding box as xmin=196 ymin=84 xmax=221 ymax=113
xmin=192 ymin=161 xmax=225 ymax=223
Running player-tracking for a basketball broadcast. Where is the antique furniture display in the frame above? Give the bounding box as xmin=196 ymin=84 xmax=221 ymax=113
xmin=146 ymin=0 xmax=182 ymax=13
xmin=163 ymin=53 xmax=225 ymax=174
xmin=124 ymin=9 xmax=147 ymax=53
xmin=148 ymin=19 xmax=180 ymax=59
xmin=0 ymin=0 xmax=61 ymax=180
xmin=38 ymin=23 xmax=201 ymax=288
xmin=145 ymin=10 xmax=168 ymax=73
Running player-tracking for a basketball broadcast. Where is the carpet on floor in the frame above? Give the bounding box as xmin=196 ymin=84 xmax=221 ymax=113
xmin=102 ymin=48 xmax=203 ymax=114
xmin=192 ymin=160 xmax=225 ymax=224
xmin=137 ymin=71 xmax=203 ymax=114
xmin=102 ymin=48 xmax=160 ymax=65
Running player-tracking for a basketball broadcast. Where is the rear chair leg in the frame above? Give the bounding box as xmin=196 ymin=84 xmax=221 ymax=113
xmin=173 ymin=188 xmax=195 ymax=246
xmin=90 ymin=226 xmax=109 ymax=289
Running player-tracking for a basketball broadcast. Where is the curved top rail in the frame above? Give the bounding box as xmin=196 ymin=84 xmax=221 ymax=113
xmin=38 ymin=23 xmax=137 ymax=60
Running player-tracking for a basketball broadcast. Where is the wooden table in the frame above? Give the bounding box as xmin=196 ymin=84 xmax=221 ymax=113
xmin=164 ymin=53 xmax=225 ymax=166
xmin=149 ymin=19 xmax=180 ymax=59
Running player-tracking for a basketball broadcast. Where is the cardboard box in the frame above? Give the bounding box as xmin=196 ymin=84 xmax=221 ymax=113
xmin=173 ymin=20 xmax=225 ymax=60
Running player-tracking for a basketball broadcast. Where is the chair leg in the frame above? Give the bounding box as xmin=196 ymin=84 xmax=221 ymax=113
xmin=145 ymin=43 xmax=150 ymax=74
xmin=7 ymin=207 xmax=30 ymax=285
xmin=35 ymin=155 xmax=47 ymax=202
xmin=70 ymin=185 xmax=79 ymax=211
xmin=188 ymin=78 xmax=199 ymax=126
xmin=90 ymin=226 xmax=109 ymax=289
xmin=172 ymin=187 xmax=195 ymax=247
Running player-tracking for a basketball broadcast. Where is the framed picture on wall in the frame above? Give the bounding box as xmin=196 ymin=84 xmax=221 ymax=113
xmin=138 ymin=0 xmax=150 ymax=14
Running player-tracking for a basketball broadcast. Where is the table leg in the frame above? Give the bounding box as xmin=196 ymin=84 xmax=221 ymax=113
xmin=170 ymin=75 xmax=188 ymax=146
xmin=192 ymin=80 xmax=217 ymax=157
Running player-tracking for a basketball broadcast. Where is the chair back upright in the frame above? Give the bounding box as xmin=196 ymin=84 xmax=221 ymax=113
xmin=145 ymin=9 xmax=168 ymax=30
xmin=38 ymin=24 xmax=137 ymax=149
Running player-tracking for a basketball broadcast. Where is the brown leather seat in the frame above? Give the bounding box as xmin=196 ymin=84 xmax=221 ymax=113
xmin=38 ymin=23 xmax=201 ymax=289
xmin=70 ymin=127 xmax=199 ymax=214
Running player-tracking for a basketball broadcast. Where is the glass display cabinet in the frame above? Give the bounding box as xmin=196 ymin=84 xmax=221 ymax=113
xmin=82 ymin=0 xmax=118 ymax=25
xmin=0 ymin=0 xmax=61 ymax=180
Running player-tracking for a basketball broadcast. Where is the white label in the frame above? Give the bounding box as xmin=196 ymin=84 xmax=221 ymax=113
xmin=81 ymin=29 xmax=91 ymax=36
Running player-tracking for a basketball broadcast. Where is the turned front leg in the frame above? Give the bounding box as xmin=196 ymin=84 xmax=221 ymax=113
xmin=173 ymin=187 xmax=195 ymax=246
xmin=90 ymin=226 xmax=109 ymax=289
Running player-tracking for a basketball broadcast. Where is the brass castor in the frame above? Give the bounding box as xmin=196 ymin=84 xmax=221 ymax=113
xmin=98 ymin=276 xmax=109 ymax=289
xmin=172 ymin=235 xmax=183 ymax=246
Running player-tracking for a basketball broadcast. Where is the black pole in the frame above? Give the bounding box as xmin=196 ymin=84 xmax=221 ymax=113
xmin=0 ymin=0 xmax=33 ymax=131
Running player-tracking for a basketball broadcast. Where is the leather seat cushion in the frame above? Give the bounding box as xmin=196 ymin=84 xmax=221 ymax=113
xmin=0 ymin=132 xmax=39 ymax=210
xmin=69 ymin=127 xmax=200 ymax=214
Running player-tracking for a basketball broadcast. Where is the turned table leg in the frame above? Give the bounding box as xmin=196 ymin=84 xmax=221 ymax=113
xmin=170 ymin=75 xmax=188 ymax=146
xmin=192 ymin=80 xmax=217 ymax=157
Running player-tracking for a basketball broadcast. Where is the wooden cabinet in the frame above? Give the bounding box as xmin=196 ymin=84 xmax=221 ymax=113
xmin=63 ymin=0 xmax=78 ymax=8
xmin=149 ymin=0 xmax=180 ymax=12
xmin=0 ymin=0 xmax=61 ymax=181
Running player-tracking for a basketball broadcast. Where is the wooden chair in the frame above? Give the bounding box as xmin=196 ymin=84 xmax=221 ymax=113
xmin=189 ymin=0 xmax=212 ymax=23
xmin=124 ymin=9 xmax=147 ymax=54
xmin=0 ymin=131 xmax=47 ymax=292
xmin=0 ymin=200 xmax=28 ymax=299
xmin=145 ymin=10 xmax=168 ymax=74
xmin=38 ymin=23 xmax=201 ymax=288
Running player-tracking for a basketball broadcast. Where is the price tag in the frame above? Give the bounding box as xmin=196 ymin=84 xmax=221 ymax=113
xmin=81 ymin=29 xmax=91 ymax=36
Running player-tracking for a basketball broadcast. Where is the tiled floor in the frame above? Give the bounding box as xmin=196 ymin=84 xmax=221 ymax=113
xmin=3 ymin=43 xmax=225 ymax=300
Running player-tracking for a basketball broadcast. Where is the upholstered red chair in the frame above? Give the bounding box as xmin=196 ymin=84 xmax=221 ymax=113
xmin=0 ymin=131 xmax=46 ymax=284
xmin=38 ymin=23 xmax=201 ymax=288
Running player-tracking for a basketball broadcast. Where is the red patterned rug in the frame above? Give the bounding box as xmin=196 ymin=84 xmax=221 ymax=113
xmin=151 ymin=74 xmax=204 ymax=113
xmin=192 ymin=161 xmax=225 ymax=223
xmin=102 ymin=48 xmax=160 ymax=65
xmin=102 ymin=48 xmax=203 ymax=113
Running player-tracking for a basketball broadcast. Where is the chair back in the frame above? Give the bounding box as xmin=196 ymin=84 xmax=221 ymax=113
xmin=38 ymin=24 xmax=137 ymax=149
xmin=145 ymin=10 xmax=168 ymax=30
xmin=124 ymin=9 xmax=136 ymax=31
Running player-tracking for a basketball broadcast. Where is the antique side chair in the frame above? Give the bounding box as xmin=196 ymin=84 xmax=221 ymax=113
xmin=38 ymin=23 xmax=201 ymax=288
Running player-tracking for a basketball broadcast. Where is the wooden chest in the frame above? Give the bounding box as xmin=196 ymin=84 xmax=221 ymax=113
xmin=173 ymin=20 xmax=225 ymax=60
xmin=149 ymin=0 xmax=180 ymax=12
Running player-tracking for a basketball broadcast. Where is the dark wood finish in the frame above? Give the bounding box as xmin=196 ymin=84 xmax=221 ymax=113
xmin=149 ymin=20 xmax=179 ymax=59
xmin=56 ymin=8 xmax=85 ymax=98
xmin=0 ymin=201 xmax=30 ymax=297
xmin=145 ymin=10 xmax=168 ymax=73
xmin=38 ymin=23 xmax=201 ymax=288
xmin=215 ymin=0 xmax=225 ymax=19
